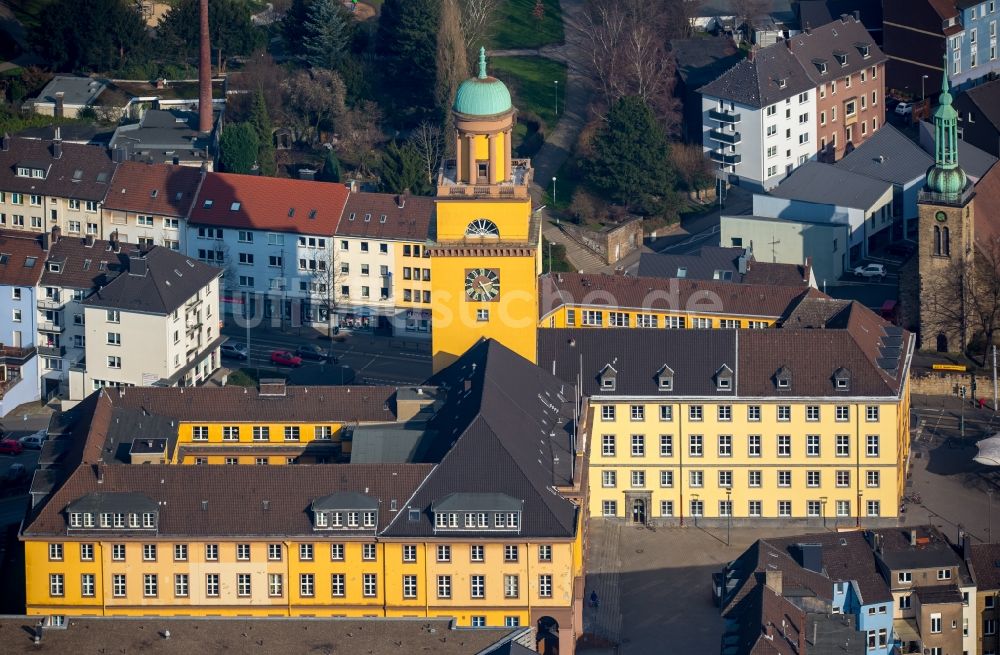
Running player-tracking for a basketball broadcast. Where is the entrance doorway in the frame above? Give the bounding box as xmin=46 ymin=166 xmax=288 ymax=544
xmin=631 ymin=498 xmax=647 ymax=525
xmin=936 ymin=333 xmax=949 ymax=353
xmin=536 ymin=616 xmax=559 ymax=655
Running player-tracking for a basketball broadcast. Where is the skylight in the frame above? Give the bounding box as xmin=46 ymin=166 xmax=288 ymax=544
xmin=150 ymin=189 xmax=158 ymax=198
xmin=203 ymin=200 xmax=213 ymax=209
xmin=308 ymin=209 xmax=317 ymax=219
xmin=24 ymin=257 xmax=37 ymax=268
xmin=230 ymin=202 xmax=241 ymax=211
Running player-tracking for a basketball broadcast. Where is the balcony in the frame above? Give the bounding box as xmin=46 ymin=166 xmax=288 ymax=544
xmin=36 ymin=297 xmax=62 ymax=310
xmin=709 ymin=129 xmax=742 ymax=145
xmin=0 ymin=345 xmax=36 ymax=366
xmin=919 ymin=184 xmax=975 ymax=207
xmin=38 ymin=344 xmax=65 ymax=357
xmin=436 ymin=158 xmax=532 ymax=198
xmin=709 ymin=151 xmax=742 ymax=165
xmin=38 ymin=322 xmax=64 ymax=333
xmin=709 ymin=109 xmax=741 ymax=124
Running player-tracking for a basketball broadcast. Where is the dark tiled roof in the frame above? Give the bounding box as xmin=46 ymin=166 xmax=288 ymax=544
xmin=539 ymin=316 xmax=910 ymax=398
xmin=40 ymin=234 xmax=128 ymax=289
xmin=0 ymin=137 xmax=115 ymax=201
xmin=767 ymin=531 xmax=891 ymax=603
xmin=188 ymin=172 xmax=349 ymax=236
xmin=914 ymin=584 xmax=964 ymax=604
xmin=670 ymin=36 xmax=745 ymax=88
xmin=23 ymin=462 xmax=433 ymax=538
xmin=835 ymin=124 xmax=934 ymax=185
xmin=336 ymin=192 xmax=434 ymax=241
xmin=778 ymin=293 xmax=852 ymax=327
xmin=963 ymin=79 xmax=1000 ymax=131
xmin=539 ymin=273 xmax=814 ymax=320
xmin=0 ymin=229 xmax=46 ymax=287
xmin=637 ymin=247 xmax=810 ymax=287
xmin=787 ymin=14 xmax=886 ymax=85
xmin=969 ymin=543 xmax=1000 ymax=591
xmin=699 ymin=43 xmax=814 ymax=108
xmin=81 ymin=246 xmax=220 ymax=314
xmin=103 ymin=161 xmax=203 ymax=217
xmin=768 ymin=161 xmax=892 ymax=209
xmin=383 ymin=339 xmax=578 ymax=539
xmin=871 ymin=525 xmax=964 ymax=571
xmin=0 ymin=617 xmax=519 ymax=655
xmin=723 ymin=584 xmax=804 ymax=655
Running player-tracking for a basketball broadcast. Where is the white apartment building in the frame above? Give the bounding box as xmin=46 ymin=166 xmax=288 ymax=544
xmin=700 ymin=43 xmax=818 ymax=190
xmin=78 ymin=246 xmax=222 ymax=397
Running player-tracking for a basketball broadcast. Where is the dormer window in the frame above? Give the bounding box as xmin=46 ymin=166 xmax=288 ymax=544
xmin=777 ymin=78 xmax=787 ymax=89
xmin=66 ymin=493 xmax=158 ymax=532
xmin=833 ymin=367 xmax=851 ymax=391
xmin=813 ymin=59 xmax=828 ymax=75
xmin=311 ymin=492 xmax=378 ymax=531
xmin=857 ymin=43 xmax=870 ymax=58
xmin=716 ymin=365 xmax=734 ymax=391
xmin=657 ymin=365 xmax=674 ymax=391
xmin=315 ymin=512 xmax=328 ymax=527
xmin=48 ymin=262 xmax=61 ymax=272
xmin=432 ymin=493 xmax=523 ymax=533
xmin=834 ymin=51 xmax=848 ymax=66
xmin=775 ymin=366 xmax=792 ymax=389
xmin=599 ymin=363 xmax=617 ymax=391
xmin=16 ymin=166 xmax=29 ymax=177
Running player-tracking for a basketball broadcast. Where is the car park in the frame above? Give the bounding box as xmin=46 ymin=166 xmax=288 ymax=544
xmin=270 ymin=350 xmax=303 ymax=367
xmin=852 ymin=263 xmax=887 ymax=280
xmin=221 ymin=342 xmax=249 ymax=360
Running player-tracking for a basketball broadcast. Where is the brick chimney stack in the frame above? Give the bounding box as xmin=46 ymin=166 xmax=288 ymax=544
xmin=198 ymin=0 xmax=212 ymax=134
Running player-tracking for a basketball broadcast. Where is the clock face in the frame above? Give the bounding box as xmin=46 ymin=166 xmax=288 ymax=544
xmin=465 ymin=268 xmax=500 ymax=302
xmin=936 ymin=211 xmax=947 ymax=222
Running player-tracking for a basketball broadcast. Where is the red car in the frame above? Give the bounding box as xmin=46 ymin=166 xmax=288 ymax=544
xmin=0 ymin=439 xmax=24 ymax=455
xmin=270 ymin=350 xmax=303 ymax=367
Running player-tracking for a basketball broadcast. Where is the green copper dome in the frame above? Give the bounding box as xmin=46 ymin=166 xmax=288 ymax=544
xmin=453 ymin=47 xmax=513 ymax=117
xmin=926 ymin=165 xmax=967 ymax=196
xmin=925 ymin=57 xmax=967 ymax=197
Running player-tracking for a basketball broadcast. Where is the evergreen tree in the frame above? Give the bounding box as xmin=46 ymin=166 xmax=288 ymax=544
xmin=301 ymin=0 xmax=354 ymax=69
xmin=377 ymin=0 xmax=441 ymax=125
xmin=283 ymin=0 xmax=312 ymax=51
xmin=380 ymin=141 xmax=425 ymax=194
xmin=249 ymin=89 xmax=276 ymax=176
xmin=219 ymin=122 xmax=260 ymax=174
xmin=320 ymin=150 xmax=342 ymax=182
xmin=156 ymin=0 xmax=265 ymax=67
xmin=584 ymin=96 xmax=676 ymax=215
xmin=34 ymin=0 xmax=149 ymax=73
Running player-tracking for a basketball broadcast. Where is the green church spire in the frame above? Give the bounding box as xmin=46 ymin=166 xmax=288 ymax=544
xmin=478 ymin=46 xmax=488 ymax=79
xmin=926 ymin=55 xmax=966 ymax=198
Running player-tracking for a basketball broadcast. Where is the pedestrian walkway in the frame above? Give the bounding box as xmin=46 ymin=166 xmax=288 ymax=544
xmin=584 ymin=519 xmax=623 ymax=646
xmin=543 ymin=221 xmax=609 ymax=273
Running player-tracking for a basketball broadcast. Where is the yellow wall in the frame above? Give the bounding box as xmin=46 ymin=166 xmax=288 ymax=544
xmin=586 ymin=398 xmax=904 ymax=522
xmin=434 ymin=199 xmax=531 ymax=242
xmin=459 ymin=133 xmax=508 ymax=183
xmin=540 ymin=305 xmax=779 ymax=329
xmin=393 ymin=241 xmax=433 ymax=310
xmin=26 ymin=537 xmax=578 ymax=627
xmin=171 ymin=421 xmax=344 ymax=463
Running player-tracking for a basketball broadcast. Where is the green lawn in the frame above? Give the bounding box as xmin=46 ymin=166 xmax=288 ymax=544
xmin=489 ymin=55 xmax=566 ymax=130
xmin=542 ymin=238 xmax=573 ymax=273
xmin=490 ymin=0 xmax=564 ymax=50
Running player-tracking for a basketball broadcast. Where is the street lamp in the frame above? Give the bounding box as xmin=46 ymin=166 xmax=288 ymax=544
xmin=922 ymin=74 xmax=929 ymax=103
xmin=820 ymin=497 xmax=828 ymax=530
xmin=554 ymin=80 xmax=559 ymax=116
xmin=857 ymin=491 xmax=863 ymax=528
xmin=692 ymin=494 xmax=700 ymax=528
xmin=551 ymin=176 xmax=557 ymax=206
xmin=725 ymin=487 xmax=732 ymax=547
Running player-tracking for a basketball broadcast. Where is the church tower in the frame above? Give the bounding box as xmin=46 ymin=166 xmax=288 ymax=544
xmin=917 ymin=58 xmax=974 ymax=352
xmin=429 ymin=48 xmax=540 ymax=371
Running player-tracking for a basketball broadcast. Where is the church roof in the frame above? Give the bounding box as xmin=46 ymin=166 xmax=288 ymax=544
xmin=453 ymin=48 xmax=513 ymax=117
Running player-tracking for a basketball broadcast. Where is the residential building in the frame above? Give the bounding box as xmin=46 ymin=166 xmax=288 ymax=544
xmin=637 ymin=246 xmax=815 ymax=287
xmin=102 ymin=161 xmax=203 ymax=251
xmin=718 ymin=531 xmax=892 ymax=655
xmin=720 ymin=213 xmax=851 ymax=283
xmin=21 ymin=339 xmax=584 ymax=651
xmin=108 ymin=109 xmax=214 ymax=169
xmin=0 ymin=229 xmax=44 ymax=414
xmin=868 ymin=526 xmax=973 ymax=655
xmin=699 ymin=44 xmax=818 ymax=190
xmin=78 ymin=246 xmax=222 ymax=396
xmin=334 ymin=192 xmax=434 ymax=336
xmin=670 ymin=36 xmax=745 ymax=144
xmin=430 ymin=50 xmax=539 ymax=371
xmin=23 ymin=76 xmax=107 ymax=118
xmin=540 ymin=296 xmax=914 ymax=524
xmin=834 ymin=124 xmax=935 ymax=239
xmin=755 ymin=160 xmax=895 ymax=261
xmin=883 ymin=0 xmax=1000 ymax=97
xmin=184 ymin=172 xmax=349 ymax=328
xmin=787 ymin=14 xmax=887 ymax=162
xmin=0 ymin=134 xmax=116 ymax=239
xmin=968 ymin=541 xmax=1000 ymax=655
xmin=954 ymin=78 xmax=1000 ymax=157
xmin=35 ymin=231 xmax=125 ymax=399
xmin=538 ymin=272 xmax=821 ymax=330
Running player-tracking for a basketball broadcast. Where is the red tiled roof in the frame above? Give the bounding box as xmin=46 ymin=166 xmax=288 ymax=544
xmin=188 ymin=172 xmax=349 ymax=235
xmin=103 ymin=161 xmax=203 ymax=217
xmin=336 ymin=192 xmax=434 ymax=241
xmin=0 ymin=229 xmax=46 ymax=287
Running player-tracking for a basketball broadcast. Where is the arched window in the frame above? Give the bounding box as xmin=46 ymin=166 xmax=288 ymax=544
xmin=942 ymin=226 xmax=950 ymax=257
xmin=466 ymin=219 xmax=500 ymax=238
xmin=934 ymin=225 xmax=942 ymax=256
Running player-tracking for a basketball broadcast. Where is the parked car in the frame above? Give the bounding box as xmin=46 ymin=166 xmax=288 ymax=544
xmin=3 ymin=463 xmax=26 ymax=482
xmin=270 ymin=350 xmax=303 ymax=367
xmin=0 ymin=439 xmax=24 ymax=455
xmin=18 ymin=430 xmax=46 ymax=450
xmin=887 ymin=241 xmax=916 ymax=257
xmin=852 ymin=263 xmax=887 ymax=280
xmin=894 ymin=102 xmax=913 ymax=117
xmin=295 ymin=344 xmax=334 ymax=362
xmin=221 ymin=342 xmax=249 ymax=361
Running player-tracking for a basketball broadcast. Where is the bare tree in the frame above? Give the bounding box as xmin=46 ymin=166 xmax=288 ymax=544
xmin=336 ymin=101 xmax=385 ymax=178
xmin=731 ymin=0 xmax=768 ymax=44
xmin=304 ymin=246 xmax=347 ymax=335
xmin=408 ymin=121 xmax=444 ymax=186
xmin=670 ymin=142 xmax=715 ymax=192
xmin=459 ymin=0 xmax=500 ymax=55
xmin=283 ymin=68 xmax=347 ymax=145
xmin=437 ymin=0 xmax=470 ymax=127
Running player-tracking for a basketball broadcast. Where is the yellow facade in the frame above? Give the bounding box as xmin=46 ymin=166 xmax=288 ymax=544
xmin=170 ymin=420 xmax=345 ymax=464
xmin=25 ymin=536 xmax=579 ymax=625
xmin=540 ymin=305 xmax=779 ymax=330
xmin=587 ymin=394 xmax=910 ymax=524
xmin=392 ymin=241 xmax=433 ymax=313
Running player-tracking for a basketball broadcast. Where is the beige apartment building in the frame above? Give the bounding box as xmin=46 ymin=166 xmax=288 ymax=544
xmin=75 ymin=246 xmax=222 ymax=397
xmin=102 ymin=160 xmax=203 ymax=251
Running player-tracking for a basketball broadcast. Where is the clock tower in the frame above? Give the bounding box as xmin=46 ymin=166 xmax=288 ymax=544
xmin=429 ymin=48 xmax=541 ymax=371
xmin=917 ymin=59 xmax=974 ymax=352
